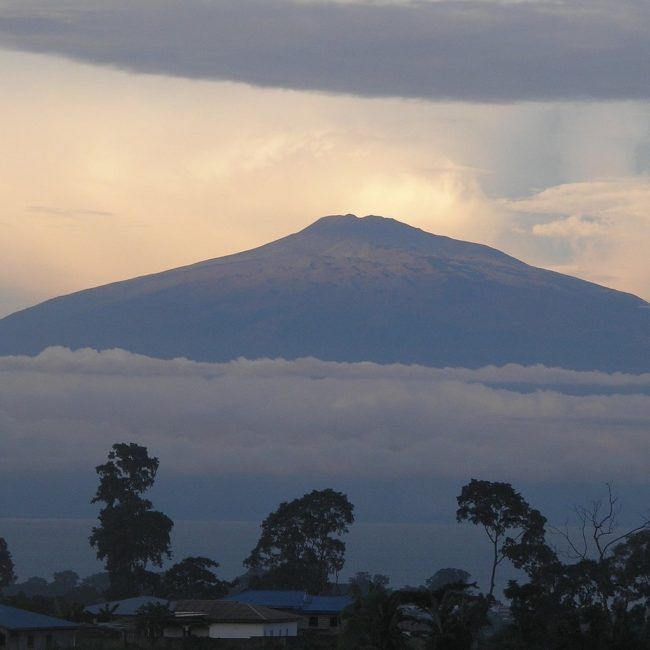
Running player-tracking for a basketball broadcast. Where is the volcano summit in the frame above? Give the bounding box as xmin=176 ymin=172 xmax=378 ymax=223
xmin=0 ymin=214 xmax=648 ymax=371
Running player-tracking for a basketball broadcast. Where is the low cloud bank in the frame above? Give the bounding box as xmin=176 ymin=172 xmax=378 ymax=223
xmin=1 ymin=0 xmax=649 ymax=102
xmin=2 ymin=347 xmax=649 ymax=484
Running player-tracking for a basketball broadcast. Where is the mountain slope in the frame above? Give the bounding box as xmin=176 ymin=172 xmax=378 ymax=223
xmin=0 ymin=214 xmax=648 ymax=371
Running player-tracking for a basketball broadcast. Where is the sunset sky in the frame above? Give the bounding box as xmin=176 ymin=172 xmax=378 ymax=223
xmin=1 ymin=0 xmax=650 ymax=544
xmin=1 ymin=0 xmax=650 ymax=319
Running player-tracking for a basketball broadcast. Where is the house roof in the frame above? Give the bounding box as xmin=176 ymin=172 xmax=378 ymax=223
xmin=173 ymin=600 xmax=301 ymax=624
xmin=85 ymin=596 xmax=170 ymax=617
xmin=303 ymin=595 xmax=353 ymax=614
xmin=223 ymin=590 xmax=352 ymax=614
xmin=224 ymin=591 xmax=306 ymax=610
xmin=0 ymin=605 xmax=79 ymax=632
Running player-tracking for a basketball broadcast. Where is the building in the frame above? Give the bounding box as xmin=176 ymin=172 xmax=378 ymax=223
xmin=85 ymin=596 xmax=170 ymax=621
xmin=84 ymin=596 xmax=172 ymax=645
xmin=0 ymin=604 xmax=79 ymax=650
xmin=166 ymin=600 xmax=300 ymax=639
xmin=223 ymin=591 xmax=352 ymax=634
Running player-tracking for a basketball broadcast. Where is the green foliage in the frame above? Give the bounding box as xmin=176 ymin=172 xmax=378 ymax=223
xmin=338 ymin=582 xmax=406 ymax=650
xmin=92 ymin=442 xmax=161 ymax=507
xmin=403 ymin=582 xmax=489 ymax=650
xmin=4 ymin=571 xmax=108 ymax=606
xmin=245 ymin=488 xmax=354 ymax=594
xmin=425 ymin=569 xmax=471 ymax=592
xmin=90 ymin=443 xmax=173 ymax=599
xmin=349 ymin=572 xmax=391 ymax=596
xmin=502 ymin=485 xmax=650 ymax=649
xmin=339 ymin=581 xmax=488 ymax=650
xmin=456 ymin=479 xmax=546 ymax=599
xmin=134 ymin=602 xmax=173 ymax=646
xmin=0 ymin=537 xmax=16 ymax=590
xmin=162 ymin=556 xmax=228 ymax=599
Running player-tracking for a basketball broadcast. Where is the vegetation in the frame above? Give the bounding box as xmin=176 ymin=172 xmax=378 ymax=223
xmin=5 ymin=448 xmax=650 ymax=649
xmin=161 ymin=556 xmax=228 ymax=599
xmin=89 ymin=443 xmax=174 ymax=599
xmin=0 ymin=537 xmax=15 ymax=591
xmin=339 ymin=578 xmax=489 ymax=650
xmin=456 ymin=479 xmax=547 ymax=599
xmin=244 ymin=488 xmax=355 ymax=593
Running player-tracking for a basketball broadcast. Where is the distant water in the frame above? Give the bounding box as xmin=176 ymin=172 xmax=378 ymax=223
xmin=0 ymin=519 xmax=523 ymax=598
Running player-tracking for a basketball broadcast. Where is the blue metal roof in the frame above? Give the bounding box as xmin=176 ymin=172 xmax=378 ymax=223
xmin=85 ymin=596 xmax=170 ymax=617
xmin=224 ymin=591 xmax=306 ymax=609
xmin=0 ymin=604 xmax=78 ymax=631
xmin=224 ymin=591 xmax=352 ymax=614
xmin=303 ymin=595 xmax=353 ymax=614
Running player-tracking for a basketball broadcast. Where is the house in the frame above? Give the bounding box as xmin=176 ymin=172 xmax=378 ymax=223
xmin=165 ymin=600 xmax=300 ymax=639
xmin=223 ymin=591 xmax=352 ymax=634
xmin=85 ymin=596 xmax=170 ymax=621
xmin=84 ymin=596 xmax=171 ymax=645
xmin=0 ymin=604 xmax=79 ymax=650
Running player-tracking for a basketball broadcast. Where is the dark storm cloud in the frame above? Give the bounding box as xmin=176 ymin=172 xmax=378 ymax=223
xmin=1 ymin=0 xmax=649 ymax=102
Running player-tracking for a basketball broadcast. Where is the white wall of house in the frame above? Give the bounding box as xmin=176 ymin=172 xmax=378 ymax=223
xmin=261 ymin=621 xmax=297 ymax=638
xmin=207 ymin=621 xmax=297 ymax=639
xmin=208 ymin=623 xmax=263 ymax=639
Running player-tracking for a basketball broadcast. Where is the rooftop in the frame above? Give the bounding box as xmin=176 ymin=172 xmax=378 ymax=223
xmin=173 ymin=600 xmax=300 ymax=624
xmin=85 ymin=596 xmax=170 ymax=617
xmin=0 ymin=604 xmax=79 ymax=632
xmin=223 ymin=590 xmax=352 ymax=614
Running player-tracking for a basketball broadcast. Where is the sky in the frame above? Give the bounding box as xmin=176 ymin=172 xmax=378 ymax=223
xmin=1 ymin=0 xmax=650 ymax=553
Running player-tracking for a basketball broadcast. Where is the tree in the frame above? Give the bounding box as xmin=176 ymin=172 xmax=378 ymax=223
xmin=403 ymin=583 xmax=489 ymax=650
xmin=162 ymin=556 xmax=228 ymax=599
xmin=502 ymin=486 xmax=650 ymax=649
xmin=426 ymin=568 xmax=471 ymax=592
xmin=0 ymin=537 xmax=16 ymax=591
xmin=50 ymin=571 xmax=79 ymax=596
xmin=134 ymin=602 xmax=173 ymax=647
xmin=341 ymin=582 xmax=488 ymax=650
xmin=244 ymin=488 xmax=354 ymax=594
xmin=456 ymin=479 xmax=546 ymax=599
xmin=90 ymin=443 xmax=173 ymax=599
xmin=349 ymin=572 xmax=391 ymax=596
xmin=339 ymin=581 xmax=407 ymax=650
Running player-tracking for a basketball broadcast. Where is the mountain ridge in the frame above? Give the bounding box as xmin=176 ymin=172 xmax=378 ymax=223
xmin=0 ymin=214 xmax=648 ymax=371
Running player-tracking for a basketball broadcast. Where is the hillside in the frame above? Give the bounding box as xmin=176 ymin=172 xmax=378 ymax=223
xmin=0 ymin=214 xmax=648 ymax=371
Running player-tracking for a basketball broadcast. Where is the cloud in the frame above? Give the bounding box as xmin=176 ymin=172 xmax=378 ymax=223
xmin=1 ymin=0 xmax=650 ymax=102
xmin=502 ymin=178 xmax=650 ymax=298
xmin=2 ymin=348 xmax=650 ymax=487
xmin=1 ymin=51 xmax=649 ymax=320
xmin=27 ymin=206 xmax=114 ymax=219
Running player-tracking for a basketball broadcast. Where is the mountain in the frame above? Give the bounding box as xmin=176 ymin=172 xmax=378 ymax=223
xmin=0 ymin=214 xmax=648 ymax=371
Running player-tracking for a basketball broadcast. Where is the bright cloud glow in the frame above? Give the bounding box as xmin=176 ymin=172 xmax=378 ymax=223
xmin=2 ymin=50 xmax=650 ymax=317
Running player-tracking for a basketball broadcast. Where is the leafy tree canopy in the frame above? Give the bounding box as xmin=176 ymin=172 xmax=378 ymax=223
xmin=162 ymin=556 xmax=227 ymax=599
xmin=426 ymin=567 xmax=471 ymax=592
xmin=245 ymin=488 xmax=354 ymax=594
xmin=456 ymin=479 xmax=546 ymax=599
xmin=92 ymin=442 xmax=160 ymax=507
xmin=0 ymin=537 xmax=16 ymax=590
xmin=90 ymin=443 xmax=173 ymax=599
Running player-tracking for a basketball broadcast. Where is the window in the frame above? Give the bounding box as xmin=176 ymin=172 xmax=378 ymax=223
xmin=46 ymin=635 xmax=53 ymax=648
xmin=27 ymin=635 xmax=35 ymax=648
xmin=329 ymin=616 xmax=338 ymax=628
xmin=0 ymin=632 xmax=6 ymax=647
xmin=308 ymin=616 xmax=318 ymax=628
